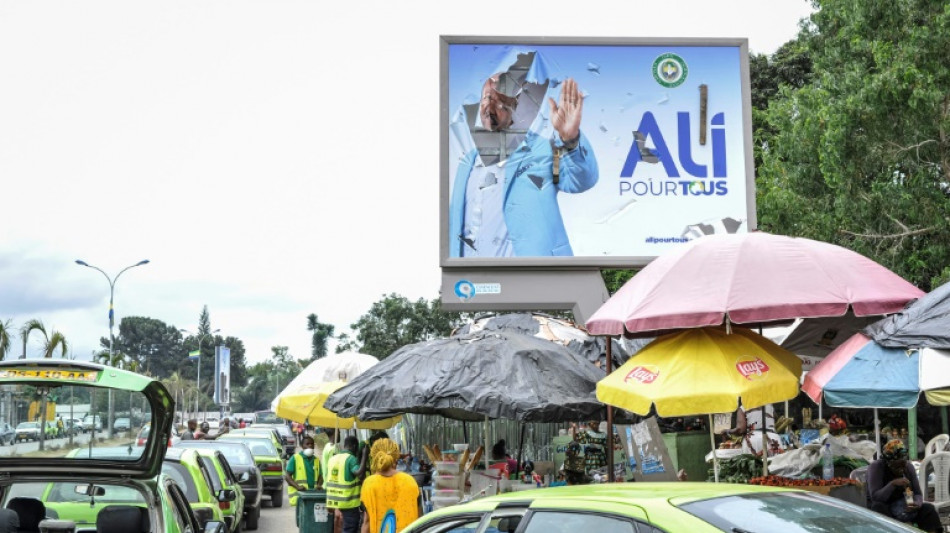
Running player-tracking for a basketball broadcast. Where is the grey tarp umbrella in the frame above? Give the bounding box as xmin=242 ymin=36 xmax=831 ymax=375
xmin=865 ymin=280 xmax=950 ymax=349
xmin=325 ymin=329 xmax=615 ymax=423
xmin=324 ymin=329 xmax=628 ymax=472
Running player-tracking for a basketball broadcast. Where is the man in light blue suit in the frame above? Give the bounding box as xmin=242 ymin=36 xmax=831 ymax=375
xmin=448 ymin=51 xmax=598 ymax=258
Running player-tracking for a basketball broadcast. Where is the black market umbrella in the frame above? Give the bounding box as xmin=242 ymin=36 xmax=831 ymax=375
xmin=324 ymin=330 xmax=615 ymax=424
xmin=451 ymin=312 xmax=638 ymax=369
xmin=865 ymin=280 xmax=950 ymax=349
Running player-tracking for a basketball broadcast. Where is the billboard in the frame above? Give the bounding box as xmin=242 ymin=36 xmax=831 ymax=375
xmin=441 ymin=36 xmax=755 ymax=268
xmin=214 ymin=345 xmax=231 ymax=406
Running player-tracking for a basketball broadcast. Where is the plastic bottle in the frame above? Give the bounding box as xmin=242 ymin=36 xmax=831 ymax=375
xmin=821 ymin=442 xmax=834 ymax=480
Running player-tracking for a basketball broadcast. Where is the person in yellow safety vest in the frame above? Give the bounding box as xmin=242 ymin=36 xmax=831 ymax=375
xmin=326 ymin=436 xmax=368 ymax=533
xmin=284 ymin=435 xmax=323 ymax=507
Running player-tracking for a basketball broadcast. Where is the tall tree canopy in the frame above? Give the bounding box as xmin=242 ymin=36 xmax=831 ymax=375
xmin=758 ymin=0 xmax=950 ymax=290
xmin=340 ymin=293 xmax=464 ymax=359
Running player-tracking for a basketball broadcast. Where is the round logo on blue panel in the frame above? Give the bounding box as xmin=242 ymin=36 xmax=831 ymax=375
xmin=653 ymin=53 xmax=688 ymax=88
xmin=454 ymin=280 xmax=476 ymax=301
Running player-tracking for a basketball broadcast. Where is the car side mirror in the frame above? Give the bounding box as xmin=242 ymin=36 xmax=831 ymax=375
xmin=202 ymin=520 xmax=227 ymax=533
xmin=217 ymin=489 xmax=237 ymax=502
xmin=239 ymin=472 xmax=250 ymax=483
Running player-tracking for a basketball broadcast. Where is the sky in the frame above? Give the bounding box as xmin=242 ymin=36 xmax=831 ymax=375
xmin=0 ymin=0 xmax=815 ymax=365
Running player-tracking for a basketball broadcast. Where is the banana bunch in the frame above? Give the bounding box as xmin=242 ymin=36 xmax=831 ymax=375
xmin=774 ymin=416 xmax=793 ymax=434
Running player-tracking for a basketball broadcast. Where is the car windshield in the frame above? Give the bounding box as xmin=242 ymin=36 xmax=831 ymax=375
xmin=679 ymin=492 xmax=917 ymax=532
xmin=219 ymin=436 xmax=277 ymax=456
xmin=162 ymin=462 xmax=200 ymax=503
xmin=254 ymin=411 xmax=279 ymax=424
xmin=176 ymin=442 xmax=254 ymax=466
xmin=0 ymin=379 xmax=154 ymax=462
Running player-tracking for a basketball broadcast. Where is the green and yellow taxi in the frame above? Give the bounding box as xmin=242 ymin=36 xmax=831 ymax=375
xmin=190 ymin=447 xmax=246 ymax=532
xmin=406 ymin=482 xmax=919 ymax=533
xmin=216 ymin=434 xmax=285 ymax=508
xmin=224 ymin=428 xmax=286 ymax=460
xmin=0 ymin=359 xmax=228 ymax=533
xmin=163 ymin=447 xmax=229 ymax=527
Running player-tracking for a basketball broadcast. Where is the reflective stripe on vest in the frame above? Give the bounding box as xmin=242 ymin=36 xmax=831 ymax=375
xmin=326 ymin=453 xmax=360 ymax=509
xmin=288 ymin=452 xmax=314 ymax=507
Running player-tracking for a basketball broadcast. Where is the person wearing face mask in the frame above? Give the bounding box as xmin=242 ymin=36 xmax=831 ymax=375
xmin=448 ymin=50 xmax=598 ymax=258
xmin=285 ymin=435 xmax=323 ymax=507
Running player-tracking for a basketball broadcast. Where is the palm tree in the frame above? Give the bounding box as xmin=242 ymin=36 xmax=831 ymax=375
xmin=20 ymin=319 xmax=46 ymax=358
xmin=0 ymin=319 xmax=13 ymax=361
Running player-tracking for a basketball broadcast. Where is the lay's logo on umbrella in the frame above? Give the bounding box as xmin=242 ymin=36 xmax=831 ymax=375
xmin=736 ymin=357 xmax=770 ymax=380
xmin=624 ymin=365 xmax=659 ymax=385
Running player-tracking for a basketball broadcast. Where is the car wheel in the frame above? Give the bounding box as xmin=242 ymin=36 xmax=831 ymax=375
xmin=245 ymin=506 xmax=260 ymax=531
xmin=270 ymin=489 xmax=283 ymax=508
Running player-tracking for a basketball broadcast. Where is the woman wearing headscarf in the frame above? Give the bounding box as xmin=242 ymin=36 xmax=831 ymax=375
xmin=360 ymin=439 xmax=420 ymax=533
xmin=866 ymin=439 xmax=941 ymax=532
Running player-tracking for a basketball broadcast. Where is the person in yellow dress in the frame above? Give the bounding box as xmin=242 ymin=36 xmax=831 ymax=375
xmin=360 ymin=439 xmax=420 ymax=533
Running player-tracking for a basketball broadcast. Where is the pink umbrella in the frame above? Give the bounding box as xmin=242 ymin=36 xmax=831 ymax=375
xmin=586 ymin=232 xmax=923 ymax=337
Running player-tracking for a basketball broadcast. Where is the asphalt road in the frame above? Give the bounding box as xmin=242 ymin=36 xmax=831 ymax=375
xmin=256 ymin=491 xmax=298 ymax=531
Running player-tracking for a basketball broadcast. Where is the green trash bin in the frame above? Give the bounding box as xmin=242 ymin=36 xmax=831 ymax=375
xmin=295 ymin=490 xmax=331 ymax=533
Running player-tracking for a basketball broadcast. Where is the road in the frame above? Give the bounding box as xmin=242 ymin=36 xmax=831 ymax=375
xmin=0 ymin=430 xmax=114 ymax=456
xmin=256 ymin=492 xmax=298 ymax=531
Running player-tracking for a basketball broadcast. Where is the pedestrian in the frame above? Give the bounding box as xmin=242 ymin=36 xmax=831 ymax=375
xmin=490 ymin=439 xmax=519 ymax=476
xmin=285 ymin=435 xmax=322 ymax=507
xmin=217 ymin=418 xmax=231 ymax=437
xmin=326 ymin=436 xmax=368 ymax=533
xmin=194 ymin=421 xmax=210 ymax=440
xmin=361 ymin=438 xmax=420 ymax=533
xmin=867 ymin=439 xmax=941 ymax=532
xmin=321 ymin=428 xmax=338 ymax=485
xmin=181 ymin=419 xmax=198 ymax=440
xmin=239 ymin=418 xmax=247 ymax=429
xmin=56 ymin=417 xmax=64 ymax=438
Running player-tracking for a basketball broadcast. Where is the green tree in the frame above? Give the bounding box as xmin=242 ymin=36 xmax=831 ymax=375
xmin=0 ymin=319 xmax=12 ymax=361
xmin=758 ymin=0 xmax=950 ymax=291
xmin=342 ymin=293 xmax=464 ymax=359
xmin=112 ymin=316 xmax=185 ymax=379
xmin=19 ymin=319 xmax=68 ymax=358
xmin=306 ymin=313 xmax=335 ymax=360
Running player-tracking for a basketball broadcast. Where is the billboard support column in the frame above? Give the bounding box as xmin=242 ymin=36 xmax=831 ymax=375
xmin=440 ymin=270 xmax=609 ymax=324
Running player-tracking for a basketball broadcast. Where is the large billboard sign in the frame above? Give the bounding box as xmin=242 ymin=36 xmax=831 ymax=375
xmin=441 ymin=36 xmax=756 ymax=268
xmin=214 ymin=345 xmax=230 ymax=406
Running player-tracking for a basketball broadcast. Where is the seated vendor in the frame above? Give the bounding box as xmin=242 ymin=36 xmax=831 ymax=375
xmin=867 ymin=439 xmax=941 ymax=532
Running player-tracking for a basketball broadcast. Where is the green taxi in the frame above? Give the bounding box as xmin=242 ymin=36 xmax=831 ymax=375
xmin=216 ymin=434 xmax=285 ymax=508
xmin=0 ymin=359 xmax=227 ymax=533
xmin=406 ymin=483 xmax=919 ymax=533
xmin=190 ymin=447 xmax=246 ymax=532
xmin=224 ymin=428 xmax=286 ymax=459
xmin=163 ymin=447 xmax=229 ymax=527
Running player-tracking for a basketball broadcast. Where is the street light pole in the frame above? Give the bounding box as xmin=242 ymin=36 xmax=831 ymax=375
xmin=75 ymin=259 xmax=149 ymax=438
xmin=181 ymin=328 xmax=220 ymax=421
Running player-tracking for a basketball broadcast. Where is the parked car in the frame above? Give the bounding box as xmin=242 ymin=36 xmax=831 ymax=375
xmin=14 ymin=422 xmax=40 ymax=442
xmin=404 ymin=483 xmax=920 ymax=533
xmin=0 ymin=422 xmax=14 ymax=445
xmin=162 ymin=447 xmax=228 ymax=527
xmin=216 ymin=435 xmax=284 ymax=508
xmin=81 ymin=415 xmax=102 ymax=432
xmin=113 ymin=417 xmax=132 ymax=432
xmin=251 ymin=423 xmax=296 ymax=457
xmin=192 ymin=448 xmax=246 ymax=532
xmin=226 ymin=428 xmax=287 ymax=459
xmin=175 ymin=440 xmax=263 ymax=530
xmin=137 ymin=422 xmax=182 ymax=447
xmin=0 ymin=358 xmax=227 ymax=533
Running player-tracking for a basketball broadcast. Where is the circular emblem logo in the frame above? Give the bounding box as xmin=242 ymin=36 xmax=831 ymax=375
xmin=653 ymin=53 xmax=688 ymax=88
xmin=454 ymin=280 xmax=476 ymax=301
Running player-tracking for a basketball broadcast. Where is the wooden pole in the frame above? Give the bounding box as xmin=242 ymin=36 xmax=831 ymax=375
xmin=606 ymin=338 xmax=614 ymax=482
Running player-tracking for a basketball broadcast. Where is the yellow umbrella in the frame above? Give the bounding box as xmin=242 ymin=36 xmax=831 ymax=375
xmin=276 ymin=380 xmax=400 ymax=430
xmin=597 ymin=326 xmax=802 ymax=481
xmin=598 ymin=326 xmax=802 ymax=416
